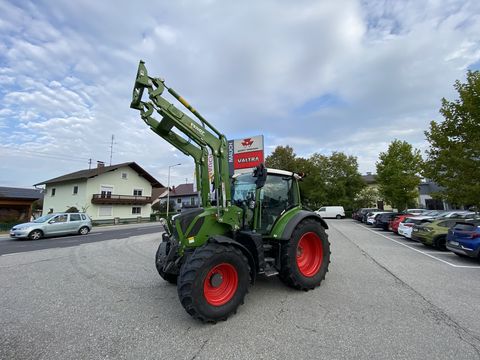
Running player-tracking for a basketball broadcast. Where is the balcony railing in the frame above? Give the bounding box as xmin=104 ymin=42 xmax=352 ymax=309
xmin=91 ymin=194 xmax=152 ymax=205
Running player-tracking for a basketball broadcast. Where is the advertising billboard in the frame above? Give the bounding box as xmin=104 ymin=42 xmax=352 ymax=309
xmin=228 ymin=135 xmax=264 ymax=175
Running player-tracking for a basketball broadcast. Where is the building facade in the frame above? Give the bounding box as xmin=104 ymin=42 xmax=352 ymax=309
xmin=35 ymin=162 xmax=163 ymax=222
xmin=0 ymin=187 xmax=43 ymax=223
xmin=156 ymin=183 xmax=200 ymax=212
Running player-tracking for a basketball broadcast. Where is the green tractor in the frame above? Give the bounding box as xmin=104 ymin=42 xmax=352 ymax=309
xmin=130 ymin=61 xmax=331 ymax=322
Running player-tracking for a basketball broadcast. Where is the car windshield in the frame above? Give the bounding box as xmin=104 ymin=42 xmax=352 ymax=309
xmin=232 ymin=173 xmax=256 ymax=203
xmin=33 ymin=214 xmax=56 ymax=223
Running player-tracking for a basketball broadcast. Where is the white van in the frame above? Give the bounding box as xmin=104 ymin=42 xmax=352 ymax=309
xmin=315 ymin=206 xmax=345 ymax=219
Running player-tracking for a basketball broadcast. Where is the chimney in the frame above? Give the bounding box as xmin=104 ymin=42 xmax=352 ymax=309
xmin=97 ymin=161 xmax=105 ymax=169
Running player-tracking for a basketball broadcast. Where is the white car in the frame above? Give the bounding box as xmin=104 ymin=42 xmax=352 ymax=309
xmin=398 ymin=216 xmax=434 ymax=238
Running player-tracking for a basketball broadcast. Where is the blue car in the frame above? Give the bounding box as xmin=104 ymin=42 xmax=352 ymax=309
xmin=446 ymin=220 xmax=480 ymax=258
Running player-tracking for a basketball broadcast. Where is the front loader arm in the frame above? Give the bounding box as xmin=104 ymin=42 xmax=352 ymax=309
xmin=131 ymin=60 xmax=231 ymax=209
xmin=140 ymin=102 xmax=210 ymax=207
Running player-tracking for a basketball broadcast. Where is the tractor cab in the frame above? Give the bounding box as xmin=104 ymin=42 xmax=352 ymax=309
xmin=232 ymin=168 xmax=302 ymax=234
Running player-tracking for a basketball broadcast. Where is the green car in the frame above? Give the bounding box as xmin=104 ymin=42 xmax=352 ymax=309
xmin=412 ymin=218 xmax=470 ymax=250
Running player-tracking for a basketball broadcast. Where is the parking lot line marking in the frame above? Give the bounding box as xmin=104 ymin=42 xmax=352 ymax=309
xmin=359 ymin=225 xmax=480 ymax=269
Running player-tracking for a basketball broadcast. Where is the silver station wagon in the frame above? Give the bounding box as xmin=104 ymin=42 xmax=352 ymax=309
xmin=10 ymin=213 xmax=93 ymax=240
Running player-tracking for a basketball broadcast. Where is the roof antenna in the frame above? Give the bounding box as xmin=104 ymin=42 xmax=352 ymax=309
xmin=109 ymin=134 xmax=115 ymax=166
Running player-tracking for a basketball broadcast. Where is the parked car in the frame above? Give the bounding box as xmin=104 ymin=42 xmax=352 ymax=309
xmin=406 ymin=208 xmax=427 ymax=215
xmin=375 ymin=212 xmax=399 ymax=230
xmin=390 ymin=214 xmax=414 ymax=233
xmin=361 ymin=209 xmax=381 ymax=223
xmin=366 ymin=211 xmax=390 ymax=225
xmin=10 ymin=213 xmax=92 ymax=240
xmin=436 ymin=210 xmax=476 ymax=219
xmin=353 ymin=208 xmax=380 ymax=222
xmin=316 ymin=206 xmax=345 ymax=219
xmin=398 ymin=216 xmax=434 ymax=239
xmin=411 ymin=216 xmax=477 ymax=250
xmin=446 ymin=220 xmax=480 ymax=259
xmin=420 ymin=210 xmax=444 ymax=217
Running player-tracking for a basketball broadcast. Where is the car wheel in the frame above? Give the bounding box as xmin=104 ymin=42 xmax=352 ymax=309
xmin=28 ymin=230 xmax=43 ymax=240
xmin=433 ymin=235 xmax=447 ymax=251
xmin=78 ymin=226 xmax=90 ymax=235
xmin=336 ymin=214 xmax=342 ymax=219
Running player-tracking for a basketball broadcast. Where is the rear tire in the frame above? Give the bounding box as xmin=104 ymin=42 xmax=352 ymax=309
xmin=336 ymin=214 xmax=342 ymax=219
xmin=78 ymin=226 xmax=90 ymax=235
xmin=28 ymin=230 xmax=43 ymax=240
xmin=177 ymin=243 xmax=250 ymax=323
xmin=280 ymin=219 xmax=330 ymax=291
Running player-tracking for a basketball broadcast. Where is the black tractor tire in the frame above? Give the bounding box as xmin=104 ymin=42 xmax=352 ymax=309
xmin=155 ymin=243 xmax=178 ymax=285
xmin=78 ymin=226 xmax=90 ymax=235
xmin=433 ymin=235 xmax=447 ymax=251
xmin=177 ymin=243 xmax=250 ymax=323
xmin=28 ymin=229 xmax=43 ymax=240
xmin=280 ymin=219 xmax=330 ymax=291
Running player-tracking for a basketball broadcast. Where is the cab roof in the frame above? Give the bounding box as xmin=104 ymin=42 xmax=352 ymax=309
xmin=233 ymin=168 xmax=301 ymax=180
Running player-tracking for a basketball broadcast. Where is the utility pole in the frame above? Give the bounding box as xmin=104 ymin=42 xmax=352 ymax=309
xmin=88 ymin=158 xmax=92 ymax=170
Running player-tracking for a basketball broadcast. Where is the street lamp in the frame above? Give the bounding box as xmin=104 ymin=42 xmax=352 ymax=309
xmin=166 ymin=163 xmax=181 ymax=219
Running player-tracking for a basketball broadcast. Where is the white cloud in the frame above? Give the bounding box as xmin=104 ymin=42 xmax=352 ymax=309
xmin=0 ymin=0 xmax=479 ymax=187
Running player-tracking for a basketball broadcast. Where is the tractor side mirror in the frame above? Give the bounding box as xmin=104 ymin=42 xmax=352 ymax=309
xmin=254 ymin=163 xmax=267 ymax=189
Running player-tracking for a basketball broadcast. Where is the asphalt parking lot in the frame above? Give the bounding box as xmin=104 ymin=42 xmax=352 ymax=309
xmin=1 ymin=219 xmax=480 ymax=360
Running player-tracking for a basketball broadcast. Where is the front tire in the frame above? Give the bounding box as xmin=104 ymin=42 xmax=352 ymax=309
xmin=177 ymin=243 xmax=250 ymax=323
xmin=155 ymin=243 xmax=177 ymax=284
xmin=280 ymin=219 xmax=330 ymax=291
xmin=336 ymin=214 xmax=342 ymax=219
xmin=28 ymin=230 xmax=43 ymax=240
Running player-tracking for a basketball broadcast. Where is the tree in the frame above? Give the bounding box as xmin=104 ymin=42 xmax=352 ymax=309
xmin=265 ymin=145 xmax=298 ymax=172
xmin=354 ymin=186 xmax=379 ymax=209
xmin=265 ymin=146 xmax=364 ymax=210
xmin=424 ymin=70 xmax=480 ymax=210
xmin=325 ymin=152 xmax=365 ymax=210
xmin=376 ymin=140 xmax=423 ymax=210
xmin=66 ymin=206 xmax=79 ymax=213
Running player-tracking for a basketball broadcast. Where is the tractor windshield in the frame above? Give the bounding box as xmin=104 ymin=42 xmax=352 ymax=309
xmin=232 ymin=173 xmax=256 ymax=203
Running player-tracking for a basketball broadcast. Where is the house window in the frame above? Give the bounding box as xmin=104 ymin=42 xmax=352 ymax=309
xmin=100 ymin=186 xmax=113 ymax=198
xmin=132 ymin=207 xmax=141 ymax=214
xmin=51 ymin=188 xmax=56 ymax=196
xmin=121 ymin=172 xmax=128 ymax=180
xmin=73 ymin=186 xmax=78 ymax=195
xmin=99 ymin=206 xmax=113 ymax=216
xmin=191 ymin=197 xmax=196 ymax=206
xmin=133 ymin=189 xmax=143 ymax=196
xmin=177 ymin=198 xmax=182 ymax=204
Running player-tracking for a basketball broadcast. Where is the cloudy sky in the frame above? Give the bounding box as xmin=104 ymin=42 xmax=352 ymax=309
xmin=1 ymin=0 xmax=479 ymax=189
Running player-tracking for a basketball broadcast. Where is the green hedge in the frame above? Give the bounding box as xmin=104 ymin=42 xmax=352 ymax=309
xmin=0 ymin=222 xmax=16 ymax=232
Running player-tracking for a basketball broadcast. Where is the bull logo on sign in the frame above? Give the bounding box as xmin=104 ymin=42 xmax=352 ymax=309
xmin=241 ymin=138 xmax=254 ymax=147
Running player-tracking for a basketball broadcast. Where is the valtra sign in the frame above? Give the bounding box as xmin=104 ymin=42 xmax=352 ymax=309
xmin=229 ymin=135 xmax=264 ymax=175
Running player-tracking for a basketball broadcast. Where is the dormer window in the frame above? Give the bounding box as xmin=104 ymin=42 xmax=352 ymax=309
xmin=121 ymin=172 xmax=128 ymax=180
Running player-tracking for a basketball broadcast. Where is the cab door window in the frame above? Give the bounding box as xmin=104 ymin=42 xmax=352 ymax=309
xmin=259 ymin=174 xmax=297 ymax=234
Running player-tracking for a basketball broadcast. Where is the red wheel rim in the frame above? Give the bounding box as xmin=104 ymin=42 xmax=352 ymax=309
xmin=296 ymin=232 xmax=323 ymax=277
xmin=203 ymin=263 xmax=238 ymax=306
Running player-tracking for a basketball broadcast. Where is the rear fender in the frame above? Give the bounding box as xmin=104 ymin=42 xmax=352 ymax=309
xmin=278 ymin=210 xmax=328 ymax=240
xmin=208 ymin=235 xmax=256 ymax=284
